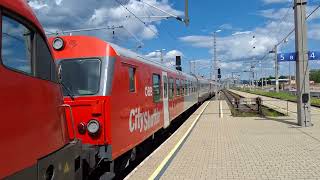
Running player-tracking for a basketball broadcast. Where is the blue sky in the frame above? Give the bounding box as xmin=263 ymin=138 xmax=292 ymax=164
xmin=29 ymin=0 xmax=320 ymax=80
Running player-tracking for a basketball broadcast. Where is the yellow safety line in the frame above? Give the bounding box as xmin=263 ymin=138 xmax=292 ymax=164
xmin=148 ymin=101 xmax=210 ymax=180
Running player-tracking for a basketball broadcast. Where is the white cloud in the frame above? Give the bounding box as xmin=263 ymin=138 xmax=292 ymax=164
xmin=308 ymin=24 xmax=320 ymax=40
xmin=28 ymin=0 xmax=182 ymax=44
xmin=28 ymin=1 xmax=48 ymax=9
xmin=220 ymin=62 xmax=243 ymax=70
xmin=232 ymin=31 xmax=252 ymax=36
xmin=219 ymin=24 xmax=233 ymax=30
xmin=259 ymin=6 xmax=320 ymax=21
xmin=262 ymin=0 xmax=291 ymax=4
xmin=145 ymin=49 xmax=183 ymax=67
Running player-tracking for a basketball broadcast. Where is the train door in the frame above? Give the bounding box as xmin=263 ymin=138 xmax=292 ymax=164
xmin=162 ymin=72 xmax=170 ymax=128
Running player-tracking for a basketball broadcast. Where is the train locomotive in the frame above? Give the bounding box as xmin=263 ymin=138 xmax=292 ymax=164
xmin=0 ymin=1 xmax=83 ymax=179
xmin=49 ymin=35 xmax=219 ymax=178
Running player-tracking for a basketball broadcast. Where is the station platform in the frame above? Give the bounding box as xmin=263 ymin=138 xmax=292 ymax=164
xmin=125 ymin=96 xmax=320 ymax=180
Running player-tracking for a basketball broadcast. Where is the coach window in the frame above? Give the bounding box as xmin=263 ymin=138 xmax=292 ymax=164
xmin=129 ymin=67 xmax=136 ymax=92
xmin=185 ymin=80 xmax=188 ymax=96
xmin=182 ymin=80 xmax=184 ymax=96
xmin=163 ymin=75 xmax=168 ymax=98
xmin=176 ymin=79 xmax=180 ymax=96
xmin=153 ymin=74 xmax=161 ymax=102
xmin=181 ymin=80 xmax=184 ymax=96
xmin=2 ymin=16 xmax=34 ymax=75
xmin=169 ymin=78 xmax=173 ymax=99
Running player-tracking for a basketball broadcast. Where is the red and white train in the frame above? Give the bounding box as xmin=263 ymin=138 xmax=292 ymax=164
xmin=49 ymin=35 xmax=219 ymax=178
xmin=0 ymin=1 xmax=82 ymax=179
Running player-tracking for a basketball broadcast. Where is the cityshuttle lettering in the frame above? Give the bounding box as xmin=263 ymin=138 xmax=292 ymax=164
xmin=129 ymin=107 xmax=160 ymax=133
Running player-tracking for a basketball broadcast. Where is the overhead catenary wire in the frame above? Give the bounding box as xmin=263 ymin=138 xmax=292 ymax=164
xmin=113 ymin=0 xmax=159 ymax=37
xmin=141 ymin=3 xmax=194 ymax=66
xmin=137 ymin=0 xmax=186 ymax=23
xmin=260 ymin=3 xmax=320 ymax=62
xmin=45 ymin=26 xmax=124 ymax=35
xmin=272 ymin=0 xmax=295 ymax=42
xmin=122 ymin=26 xmax=144 ymax=48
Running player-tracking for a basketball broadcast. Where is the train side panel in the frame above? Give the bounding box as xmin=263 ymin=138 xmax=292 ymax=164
xmin=109 ymin=56 xmax=165 ymax=159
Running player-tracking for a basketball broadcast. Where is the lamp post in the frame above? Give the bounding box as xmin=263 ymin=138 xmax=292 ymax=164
xmin=212 ymin=30 xmax=222 ymax=81
xmin=269 ymin=46 xmax=279 ymax=92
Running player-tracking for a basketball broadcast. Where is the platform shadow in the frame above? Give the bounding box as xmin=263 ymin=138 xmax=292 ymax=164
xmin=255 ymin=117 xmax=298 ymax=126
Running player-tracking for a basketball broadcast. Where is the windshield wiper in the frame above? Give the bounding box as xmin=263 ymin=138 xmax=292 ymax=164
xmin=60 ymin=81 xmax=75 ymax=101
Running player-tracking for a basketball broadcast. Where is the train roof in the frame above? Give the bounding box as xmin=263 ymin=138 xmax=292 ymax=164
xmin=51 ymin=35 xmax=198 ymax=80
xmin=108 ymin=42 xmax=196 ymax=79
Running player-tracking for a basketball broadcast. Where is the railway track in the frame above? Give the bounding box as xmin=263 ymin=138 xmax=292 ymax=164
xmin=221 ymin=89 xmax=260 ymax=115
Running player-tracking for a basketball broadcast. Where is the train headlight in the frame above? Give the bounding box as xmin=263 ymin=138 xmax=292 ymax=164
xmin=52 ymin=37 xmax=64 ymax=51
xmin=78 ymin=122 xmax=86 ymax=134
xmin=87 ymin=119 xmax=100 ymax=135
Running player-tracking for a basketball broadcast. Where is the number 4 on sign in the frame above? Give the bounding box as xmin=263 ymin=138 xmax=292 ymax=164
xmin=310 ymin=52 xmax=316 ymax=60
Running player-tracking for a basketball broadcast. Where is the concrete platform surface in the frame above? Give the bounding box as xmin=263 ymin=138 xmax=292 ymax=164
xmin=126 ymin=98 xmax=320 ymax=180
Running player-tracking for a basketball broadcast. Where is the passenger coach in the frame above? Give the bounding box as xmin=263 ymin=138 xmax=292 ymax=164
xmin=49 ymin=35 xmax=216 ymax=178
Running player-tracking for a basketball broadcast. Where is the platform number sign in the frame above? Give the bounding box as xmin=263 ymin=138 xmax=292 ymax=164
xmin=308 ymin=51 xmax=320 ymax=61
xmin=277 ymin=52 xmax=296 ymax=62
xmin=277 ymin=51 xmax=320 ymax=62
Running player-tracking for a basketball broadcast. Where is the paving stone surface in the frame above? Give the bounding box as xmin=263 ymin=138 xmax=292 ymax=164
xmin=161 ymin=93 xmax=320 ymax=180
xmin=127 ymin=91 xmax=320 ymax=180
xmin=125 ymin=102 xmax=210 ymax=180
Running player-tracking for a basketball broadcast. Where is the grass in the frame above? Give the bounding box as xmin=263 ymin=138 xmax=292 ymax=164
xmin=234 ymin=88 xmax=320 ymax=107
xmin=261 ymin=107 xmax=285 ymax=117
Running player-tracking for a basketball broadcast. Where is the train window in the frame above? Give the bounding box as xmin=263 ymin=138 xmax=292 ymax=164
xmin=185 ymin=80 xmax=188 ymax=96
xmin=60 ymin=59 xmax=101 ymax=96
xmin=169 ymin=78 xmax=174 ymax=99
xmin=2 ymin=16 xmax=34 ymax=75
xmin=176 ymin=79 xmax=180 ymax=96
xmin=182 ymin=80 xmax=184 ymax=96
xmin=163 ymin=75 xmax=168 ymax=98
xmin=35 ymin=34 xmax=57 ymax=82
xmin=129 ymin=67 xmax=136 ymax=92
xmin=153 ymin=74 xmax=161 ymax=102
xmin=181 ymin=80 xmax=184 ymax=96
xmin=193 ymin=82 xmax=195 ymax=92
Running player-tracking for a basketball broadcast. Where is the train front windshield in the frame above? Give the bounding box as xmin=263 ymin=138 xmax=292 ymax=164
xmin=59 ymin=59 xmax=101 ymax=96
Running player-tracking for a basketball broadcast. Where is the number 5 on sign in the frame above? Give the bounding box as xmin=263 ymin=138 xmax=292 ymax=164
xmin=280 ymin=54 xmax=285 ymax=61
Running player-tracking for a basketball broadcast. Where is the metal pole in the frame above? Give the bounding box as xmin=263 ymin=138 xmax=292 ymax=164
xmin=274 ymin=46 xmax=279 ymax=92
xmin=260 ymin=61 xmax=263 ymax=89
xmin=160 ymin=50 xmax=163 ymax=63
xmin=294 ymin=0 xmax=311 ymax=127
xmin=289 ymin=61 xmax=292 ymax=89
xmin=214 ymin=32 xmax=217 ymax=81
xmin=214 ymin=31 xmax=219 ymax=99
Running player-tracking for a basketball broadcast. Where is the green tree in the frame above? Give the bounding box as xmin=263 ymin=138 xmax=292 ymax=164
xmin=310 ymin=69 xmax=320 ymax=83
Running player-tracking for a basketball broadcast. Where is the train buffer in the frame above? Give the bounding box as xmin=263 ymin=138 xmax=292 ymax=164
xmin=125 ymin=97 xmax=320 ymax=179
